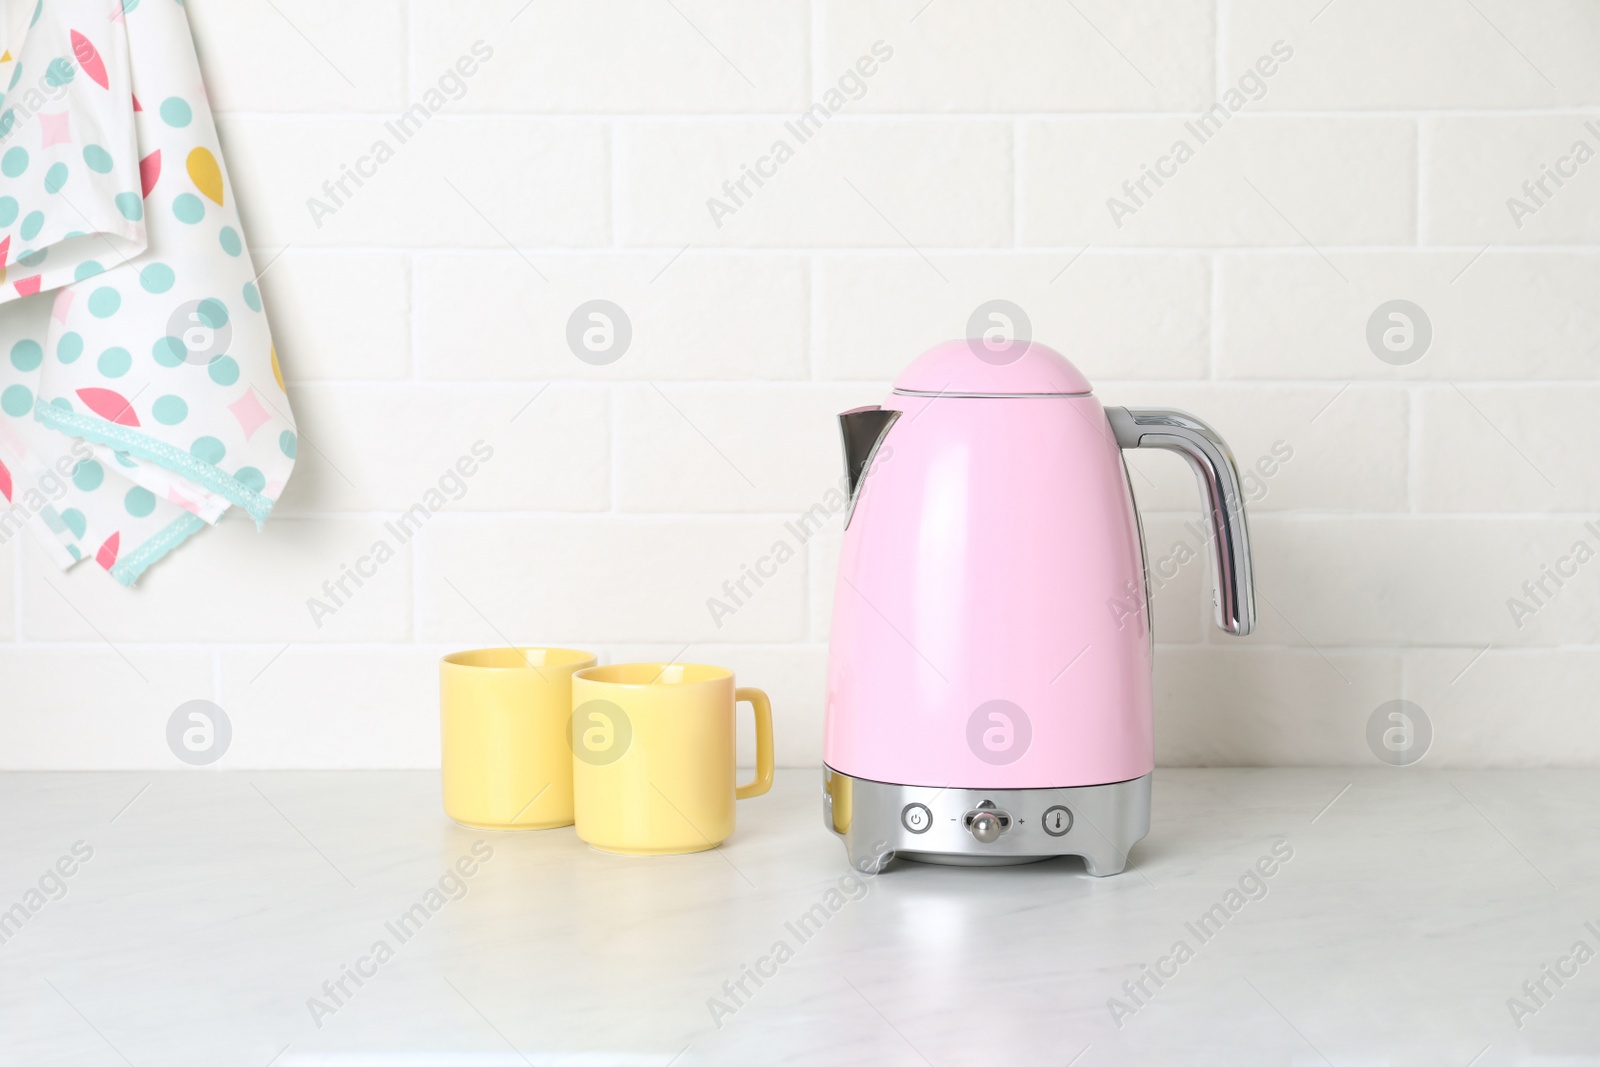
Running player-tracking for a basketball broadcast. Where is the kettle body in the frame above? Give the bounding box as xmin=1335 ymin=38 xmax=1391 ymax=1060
xmin=822 ymin=340 xmax=1255 ymax=875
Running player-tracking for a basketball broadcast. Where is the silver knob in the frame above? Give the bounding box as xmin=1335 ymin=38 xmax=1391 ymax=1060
xmin=970 ymin=812 xmax=1003 ymax=843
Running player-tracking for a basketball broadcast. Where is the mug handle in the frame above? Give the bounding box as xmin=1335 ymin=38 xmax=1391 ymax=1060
xmin=735 ymin=687 xmax=774 ymax=800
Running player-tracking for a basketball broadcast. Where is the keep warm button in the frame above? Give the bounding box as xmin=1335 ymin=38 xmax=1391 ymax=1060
xmin=1042 ymin=805 xmax=1073 ymax=837
xmin=901 ymin=803 xmax=932 ymax=834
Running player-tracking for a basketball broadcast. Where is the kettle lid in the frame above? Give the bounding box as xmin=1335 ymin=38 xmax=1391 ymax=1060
xmin=892 ymin=339 xmax=1094 ymax=396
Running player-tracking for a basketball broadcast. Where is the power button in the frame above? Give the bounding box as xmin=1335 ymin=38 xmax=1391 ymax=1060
xmin=901 ymin=803 xmax=932 ymax=834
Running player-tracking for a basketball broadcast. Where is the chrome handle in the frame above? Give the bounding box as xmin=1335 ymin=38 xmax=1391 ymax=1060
xmin=1106 ymin=407 xmax=1257 ymax=637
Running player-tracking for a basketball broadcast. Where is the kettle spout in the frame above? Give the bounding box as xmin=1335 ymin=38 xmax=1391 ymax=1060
xmin=838 ymin=406 xmax=900 ymax=528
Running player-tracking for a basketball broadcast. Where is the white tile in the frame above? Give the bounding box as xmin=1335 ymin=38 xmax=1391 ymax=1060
xmin=1416 ymin=386 xmax=1599 ymax=512
xmin=258 ymin=252 xmax=410 ymax=382
xmin=20 ymin=517 xmax=413 ymax=643
xmin=219 ymin=648 xmax=439 ymax=768
xmin=0 ymin=649 xmax=214 ymax=768
xmin=614 ymin=385 xmax=878 ymax=513
xmin=1222 ymin=0 xmax=1600 ymax=110
xmin=615 ymin=120 xmax=1012 ymax=247
xmin=1154 ymin=646 xmax=1402 ymax=765
xmin=1238 ymin=516 xmax=1600 ymax=648
xmin=416 ymin=518 xmax=810 ymax=645
xmin=189 ymin=0 xmax=407 ymax=112
xmin=219 ymin=118 xmax=610 ymax=248
xmin=1020 ymin=117 xmax=1415 ymax=247
xmin=409 ymin=0 xmax=811 ymax=113
xmin=823 ymin=0 xmax=1214 ymax=112
xmin=817 ymin=253 xmax=1210 ymax=382
xmin=1218 ymin=251 xmax=1600 ymax=380
xmin=1407 ymin=649 xmax=1600 ymax=766
xmin=275 ymin=384 xmax=608 ymax=513
xmin=1424 ymin=115 xmax=1600 ymax=244
xmin=413 ymin=253 xmax=810 ymax=381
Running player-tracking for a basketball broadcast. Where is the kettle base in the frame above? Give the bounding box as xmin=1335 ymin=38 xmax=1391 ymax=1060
xmin=823 ymin=767 xmax=1151 ymax=877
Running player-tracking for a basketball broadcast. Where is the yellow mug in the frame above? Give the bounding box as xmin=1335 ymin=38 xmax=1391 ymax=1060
xmin=570 ymin=663 xmax=774 ymax=855
xmin=440 ymin=647 xmax=597 ymax=829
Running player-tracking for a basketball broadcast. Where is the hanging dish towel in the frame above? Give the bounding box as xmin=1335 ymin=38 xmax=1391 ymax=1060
xmin=0 ymin=0 xmax=294 ymax=586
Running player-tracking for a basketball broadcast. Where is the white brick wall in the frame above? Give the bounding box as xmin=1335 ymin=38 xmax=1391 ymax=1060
xmin=9 ymin=0 xmax=1600 ymax=768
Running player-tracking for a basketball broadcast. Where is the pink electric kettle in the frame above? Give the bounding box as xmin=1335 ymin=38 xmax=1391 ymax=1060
xmin=823 ymin=339 xmax=1256 ymax=874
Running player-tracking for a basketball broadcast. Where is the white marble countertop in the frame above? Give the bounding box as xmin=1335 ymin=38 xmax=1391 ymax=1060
xmin=1 ymin=768 xmax=1597 ymax=1066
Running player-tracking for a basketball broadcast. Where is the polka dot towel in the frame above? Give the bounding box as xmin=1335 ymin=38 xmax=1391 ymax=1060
xmin=0 ymin=0 xmax=295 ymax=585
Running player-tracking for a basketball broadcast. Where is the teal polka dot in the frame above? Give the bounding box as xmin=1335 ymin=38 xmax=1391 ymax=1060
xmin=17 ymin=248 xmax=46 ymax=267
xmin=83 ymin=144 xmax=113 ymax=174
xmin=153 ymin=336 xmax=186 ymax=367
xmin=57 ymin=333 xmax=82 ymax=363
xmin=2 ymin=147 xmax=28 ymax=177
xmin=112 ymin=451 xmax=136 ymax=468
xmin=71 ymin=459 xmax=102 ymax=491
xmin=97 ymin=347 xmax=131 ymax=378
xmin=279 ymin=431 xmax=297 ymax=459
xmin=159 ymin=97 xmax=191 ymax=127
xmin=139 ymin=262 xmax=174 ymax=293
xmin=191 ymin=436 xmax=226 ymax=464
xmin=73 ymin=261 xmax=103 ymax=281
xmin=196 ymin=299 xmax=228 ymax=329
xmin=172 ymin=193 xmax=204 ymax=224
xmin=219 ymin=227 xmax=242 ymax=256
xmin=235 ymin=466 xmax=265 ymax=493
xmin=0 ymin=111 xmax=12 ymax=139
xmin=49 ymin=396 xmax=71 ymax=413
xmin=124 ymin=487 xmax=156 ymax=518
xmin=60 ymin=508 xmax=86 ymax=539
xmin=43 ymin=162 xmax=66 ymax=194
xmin=243 ymin=282 xmax=261 ymax=312
xmin=19 ymin=210 xmax=42 ymax=240
xmin=152 ymin=395 xmax=187 ymax=425
xmin=0 ymin=196 xmax=16 ymax=226
xmin=114 ymin=192 xmax=142 ymax=221
xmin=121 ymin=0 xmax=139 ymax=12
xmin=44 ymin=57 xmax=74 ymax=87
xmin=0 ymin=384 xmax=30 ymax=416
xmin=88 ymin=287 xmax=120 ymax=318
xmin=10 ymin=339 xmax=41 ymax=371
xmin=66 ymin=545 xmax=80 ymax=561
xmin=207 ymin=355 xmax=239 ymax=385
xmin=6 ymin=64 xmax=19 ymax=91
